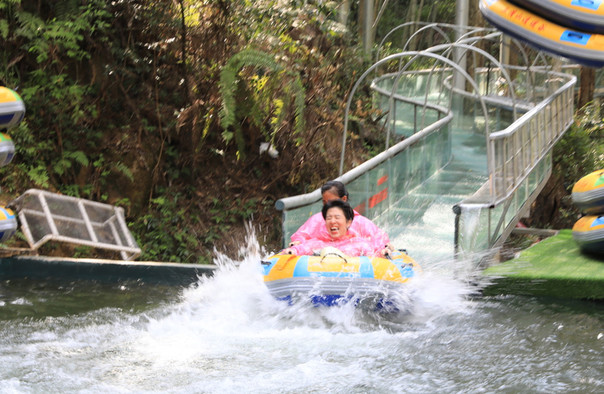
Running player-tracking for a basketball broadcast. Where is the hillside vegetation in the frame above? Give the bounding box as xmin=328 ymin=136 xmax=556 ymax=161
xmin=0 ymin=1 xmax=601 ymax=262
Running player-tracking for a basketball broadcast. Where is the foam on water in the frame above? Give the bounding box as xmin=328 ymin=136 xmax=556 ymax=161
xmin=5 ymin=230 xmax=475 ymax=392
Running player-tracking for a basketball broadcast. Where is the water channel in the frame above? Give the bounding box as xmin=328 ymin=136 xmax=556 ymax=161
xmin=1 ymin=232 xmax=602 ymax=393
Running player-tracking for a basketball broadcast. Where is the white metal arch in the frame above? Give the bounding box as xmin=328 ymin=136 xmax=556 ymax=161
xmin=341 ymin=50 xmax=491 ymax=175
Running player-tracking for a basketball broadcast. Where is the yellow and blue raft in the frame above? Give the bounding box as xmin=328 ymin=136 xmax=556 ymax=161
xmin=479 ymin=0 xmax=604 ymax=67
xmin=572 ymin=215 xmax=604 ymax=254
xmin=517 ymin=0 xmax=604 ymax=34
xmin=261 ymin=249 xmax=421 ymax=307
xmin=572 ymin=169 xmax=604 ymax=215
xmin=0 ymin=206 xmax=17 ymax=243
xmin=0 ymin=87 xmax=25 ymax=130
xmin=0 ymin=133 xmax=15 ymax=167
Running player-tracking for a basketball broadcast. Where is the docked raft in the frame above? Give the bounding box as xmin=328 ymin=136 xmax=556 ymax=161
xmin=261 ymin=249 xmax=421 ymax=307
xmin=0 ymin=87 xmax=25 ymax=130
xmin=572 ymin=215 xmax=604 ymax=255
xmin=0 ymin=206 xmax=17 ymax=243
xmin=572 ymin=169 xmax=604 ymax=215
xmin=479 ymin=0 xmax=604 ymax=67
xmin=571 ymin=169 xmax=604 ymax=254
xmin=0 ymin=133 xmax=15 ymax=167
xmin=516 ymin=0 xmax=604 ymax=34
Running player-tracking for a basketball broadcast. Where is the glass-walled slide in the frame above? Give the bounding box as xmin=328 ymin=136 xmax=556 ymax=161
xmin=276 ymin=25 xmax=576 ymax=265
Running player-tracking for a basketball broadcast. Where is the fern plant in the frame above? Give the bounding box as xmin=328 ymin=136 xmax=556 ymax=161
xmin=219 ymin=48 xmax=306 ymax=159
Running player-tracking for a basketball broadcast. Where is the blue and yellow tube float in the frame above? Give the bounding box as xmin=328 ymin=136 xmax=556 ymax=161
xmin=480 ymin=0 xmax=604 ymax=67
xmin=261 ymin=249 xmax=421 ymax=307
xmin=0 ymin=133 xmax=15 ymax=167
xmin=0 ymin=206 xmax=17 ymax=243
xmin=515 ymin=0 xmax=604 ymax=34
xmin=0 ymin=87 xmax=25 ymax=130
xmin=572 ymin=169 xmax=604 ymax=215
xmin=572 ymin=215 xmax=604 ymax=254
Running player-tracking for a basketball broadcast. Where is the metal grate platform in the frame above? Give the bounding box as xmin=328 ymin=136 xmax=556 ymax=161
xmin=10 ymin=189 xmax=141 ymax=260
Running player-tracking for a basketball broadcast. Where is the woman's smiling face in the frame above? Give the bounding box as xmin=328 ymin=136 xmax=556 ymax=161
xmin=324 ymin=206 xmax=352 ymax=240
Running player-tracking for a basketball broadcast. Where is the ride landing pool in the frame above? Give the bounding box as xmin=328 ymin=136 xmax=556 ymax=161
xmin=0 ymin=239 xmax=602 ymax=393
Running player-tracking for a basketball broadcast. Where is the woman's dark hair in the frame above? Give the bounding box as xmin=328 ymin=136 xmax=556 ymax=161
xmin=321 ymin=180 xmax=348 ymax=199
xmin=322 ymin=199 xmax=354 ymax=222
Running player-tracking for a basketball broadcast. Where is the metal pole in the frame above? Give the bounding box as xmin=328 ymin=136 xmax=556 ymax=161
xmin=364 ymin=0 xmax=374 ymax=55
xmin=454 ymin=0 xmax=469 ymax=92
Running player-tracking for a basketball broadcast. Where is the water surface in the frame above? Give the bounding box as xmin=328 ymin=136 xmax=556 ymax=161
xmin=0 ymin=242 xmax=602 ymax=393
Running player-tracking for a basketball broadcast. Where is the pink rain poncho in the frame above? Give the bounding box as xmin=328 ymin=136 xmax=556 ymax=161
xmin=286 ymin=227 xmax=382 ymax=257
xmin=289 ymin=211 xmax=390 ymax=255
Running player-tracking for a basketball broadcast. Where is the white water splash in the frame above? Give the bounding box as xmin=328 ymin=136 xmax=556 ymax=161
xmin=174 ymin=225 xmax=479 ymax=332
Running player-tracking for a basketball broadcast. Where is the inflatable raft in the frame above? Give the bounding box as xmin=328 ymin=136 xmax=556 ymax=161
xmin=479 ymin=0 xmax=604 ymax=67
xmin=0 ymin=133 xmax=15 ymax=167
xmin=516 ymin=0 xmax=604 ymax=34
xmin=0 ymin=206 xmax=17 ymax=243
xmin=572 ymin=169 xmax=604 ymax=215
xmin=261 ymin=249 xmax=420 ymax=308
xmin=0 ymin=87 xmax=25 ymax=129
xmin=572 ymin=215 xmax=604 ymax=254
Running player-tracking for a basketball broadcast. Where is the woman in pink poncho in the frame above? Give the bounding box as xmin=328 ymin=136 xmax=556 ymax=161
xmin=288 ymin=181 xmax=391 ymax=254
xmin=283 ymin=199 xmax=388 ymax=257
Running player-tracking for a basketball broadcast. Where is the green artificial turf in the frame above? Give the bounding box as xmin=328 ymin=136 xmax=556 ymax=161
xmin=483 ymin=230 xmax=604 ymax=299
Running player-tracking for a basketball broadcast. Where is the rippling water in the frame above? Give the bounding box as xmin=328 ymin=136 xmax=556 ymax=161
xmin=0 ymin=237 xmax=602 ymax=393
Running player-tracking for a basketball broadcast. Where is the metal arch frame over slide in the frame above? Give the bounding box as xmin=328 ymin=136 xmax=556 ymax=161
xmin=339 ymin=49 xmax=491 ymax=176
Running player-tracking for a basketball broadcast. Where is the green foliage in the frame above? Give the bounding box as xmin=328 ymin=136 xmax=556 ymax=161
xmin=0 ymin=0 xmax=115 ymax=199
xmin=555 ymin=105 xmax=604 ymax=191
xmin=0 ymin=0 xmax=394 ymax=262
xmin=219 ymin=48 xmax=306 ymax=159
xmin=132 ymin=191 xmax=205 ymax=264
xmin=113 ymin=162 xmax=134 ymax=183
xmin=203 ymin=197 xmax=260 ymax=246
xmin=131 ymin=189 xmax=262 ymax=264
xmin=53 ymin=151 xmax=89 ymax=176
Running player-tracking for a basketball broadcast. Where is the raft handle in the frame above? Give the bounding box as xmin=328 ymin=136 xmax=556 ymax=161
xmin=320 ymin=253 xmax=348 ymax=264
xmin=260 ymin=260 xmax=272 ymax=266
xmin=385 ymin=248 xmax=407 ymax=260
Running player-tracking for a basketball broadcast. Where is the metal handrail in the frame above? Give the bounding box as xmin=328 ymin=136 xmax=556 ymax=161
xmin=275 ymin=110 xmax=453 ymax=211
xmin=487 ymin=72 xmax=576 ymax=204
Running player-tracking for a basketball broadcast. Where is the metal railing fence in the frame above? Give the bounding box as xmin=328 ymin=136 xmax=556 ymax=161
xmin=488 ymin=73 xmax=576 ymax=204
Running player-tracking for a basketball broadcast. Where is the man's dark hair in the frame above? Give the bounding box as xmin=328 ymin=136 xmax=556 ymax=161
xmin=321 ymin=180 xmax=349 ymax=199
xmin=322 ymin=199 xmax=354 ymax=221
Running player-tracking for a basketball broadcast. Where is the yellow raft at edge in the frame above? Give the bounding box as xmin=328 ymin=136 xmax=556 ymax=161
xmin=572 ymin=169 xmax=604 ymax=215
xmin=572 ymin=215 xmax=604 ymax=254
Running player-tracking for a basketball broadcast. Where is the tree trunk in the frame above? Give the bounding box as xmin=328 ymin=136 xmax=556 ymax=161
xmin=578 ymin=66 xmax=595 ymax=111
xmin=405 ymin=0 xmax=418 ymax=50
xmin=338 ymin=0 xmax=351 ymax=26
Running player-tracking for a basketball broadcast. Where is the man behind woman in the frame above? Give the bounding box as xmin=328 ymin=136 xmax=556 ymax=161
xmin=283 ymin=181 xmax=393 ymax=257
